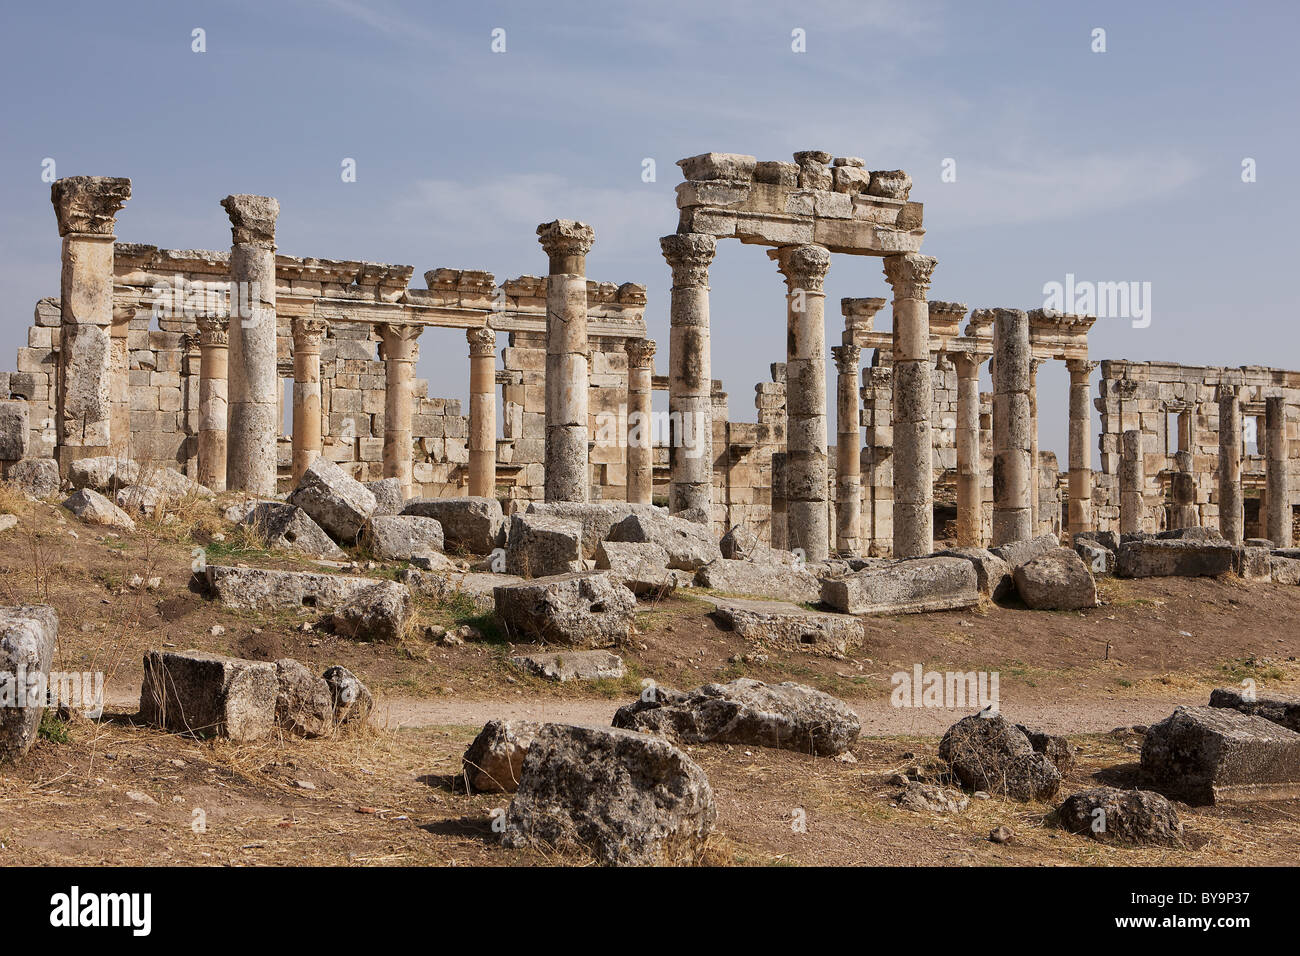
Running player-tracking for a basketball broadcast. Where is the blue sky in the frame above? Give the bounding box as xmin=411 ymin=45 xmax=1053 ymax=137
xmin=2 ymin=0 xmax=1296 ymax=458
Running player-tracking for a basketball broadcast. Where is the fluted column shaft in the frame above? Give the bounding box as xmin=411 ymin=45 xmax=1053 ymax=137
xmin=954 ymin=352 xmax=984 ymax=547
xmin=625 ymin=339 xmax=657 ymax=504
xmin=661 ymin=234 xmax=715 ymax=519
xmin=467 ymin=327 xmax=497 ymax=498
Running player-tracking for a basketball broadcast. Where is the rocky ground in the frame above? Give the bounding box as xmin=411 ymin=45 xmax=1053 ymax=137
xmin=1 ymin=484 xmax=1298 ymax=866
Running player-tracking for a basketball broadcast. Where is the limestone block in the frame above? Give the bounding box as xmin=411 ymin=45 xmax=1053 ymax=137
xmin=139 ymin=650 xmax=276 ymax=743
xmin=462 ymin=719 xmax=542 ymax=793
xmin=286 ymin=457 xmax=377 ymax=543
xmin=402 ymin=496 xmax=504 ymax=554
xmin=364 ymin=515 xmax=444 ymax=561
xmin=820 ymin=556 xmax=978 ymax=615
xmin=493 ymin=572 xmax=636 ymax=647
xmin=507 ymin=650 xmax=626 ymax=683
xmin=707 ymin=596 xmax=862 ymax=658
xmin=0 ymin=605 xmax=59 ymax=763
xmin=1013 ymin=548 xmax=1098 ymax=609
xmin=505 ymin=513 xmax=583 ymax=577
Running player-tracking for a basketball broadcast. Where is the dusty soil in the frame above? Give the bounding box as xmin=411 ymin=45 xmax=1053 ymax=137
xmin=1 ymin=491 xmax=1298 ymax=866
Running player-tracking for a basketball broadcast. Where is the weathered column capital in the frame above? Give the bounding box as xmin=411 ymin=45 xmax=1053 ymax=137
xmin=220 ymin=194 xmax=279 ymax=248
xmin=1065 ymin=358 xmax=1098 ymax=381
xmin=882 ymin=253 xmax=937 ymax=300
xmin=660 ymin=233 xmax=716 ymax=288
xmin=537 ymin=219 xmax=595 ymax=273
xmin=292 ymin=316 xmax=329 ymax=352
xmin=196 ymin=314 xmax=231 ymax=347
xmin=773 ymin=243 xmax=831 ymax=294
xmin=377 ymin=322 xmax=423 ymax=359
xmin=841 ymin=297 xmax=887 ymax=321
xmin=1029 ymin=357 xmax=1044 ymax=375
xmin=951 ymin=350 xmax=985 ymax=378
xmin=831 ymin=343 xmax=861 ymax=375
xmin=625 ymin=338 xmax=657 ymax=368
xmin=467 ymin=325 xmax=497 ymax=357
xmin=51 ymin=176 xmax=131 ymax=237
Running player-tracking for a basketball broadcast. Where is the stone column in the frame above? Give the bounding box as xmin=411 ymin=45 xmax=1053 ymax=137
xmin=1266 ymin=395 xmax=1291 ymax=547
xmin=832 ymin=343 xmax=862 ymax=554
xmin=378 ymin=323 xmax=422 ymax=498
xmin=770 ymin=451 xmax=788 ymax=550
xmin=1064 ymin=359 xmax=1096 ymax=537
xmin=467 ymin=326 xmax=498 ymax=498
xmin=774 ymin=244 xmax=833 ymax=561
xmin=290 ymin=317 xmax=327 ymax=483
xmin=538 ymin=220 xmax=595 ymax=503
xmin=221 ymin=194 xmax=279 ymax=495
xmin=196 ymin=314 xmax=230 ymax=492
xmin=109 ymin=305 xmax=134 ymax=454
xmin=625 ymin=338 xmax=657 ymax=505
xmin=883 ymin=253 xmax=939 ymax=558
xmin=50 ymin=176 xmax=131 ymax=472
xmin=1171 ymin=450 xmax=1198 ymax=529
xmin=1218 ymin=384 xmax=1244 ymax=545
xmin=953 ymin=351 xmax=984 ymax=547
xmin=991 ymin=308 xmax=1032 ymax=546
xmin=1119 ymin=429 xmax=1145 ymax=534
xmin=661 ymin=233 xmax=716 ymax=519
xmin=1028 ymin=358 xmax=1041 ymax=532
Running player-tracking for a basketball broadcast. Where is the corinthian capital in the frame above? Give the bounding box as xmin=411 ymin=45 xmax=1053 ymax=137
xmin=51 ymin=176 xmax=131 ymax=237
xmin=660 ymin=233 xmax=716 ymax=288
xmin=195 ymin=313 xmax=230 ymax=347
xmin=292 ymin=316 xmax=329 ymax=351
xmin=774 ymin=243 xmax=831 ymax=294
xmin=831 ymin=344 xmax=861 ymax=376
xmin=537 ymin=219 xmax=595 ymax=271
xmin=467 ymin=326 xmax=497 ymax=357
xmin=882 ymin=253 xmax=937 ymax=301
xmin=625 ymin=338 xmax=657 ymax=368
xmin=220 ymin=194 xmax=280 ymax=248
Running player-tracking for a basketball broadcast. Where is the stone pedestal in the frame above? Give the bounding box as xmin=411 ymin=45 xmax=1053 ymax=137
xmin=378 ymin=323 xmax=422 ymax=497
xmin=953 ymin=352 xmax=985 ymax=547
xmin=625 ymin=339 xmax=656 ymax=505
xmin=1120 ymin=429 xmax=1145 ymax=534
xmin=661 ymin=233 xmax=715 ymax=519
xmin=1218 ymin=385 xmax=1244 ymax=545
xmin=467 ymin=326 xmax=498 ymax=499
xmin=196 ymin=315 xmax=230 ymax=491
xmin=991 ymin=308 xmax=1032 ymax=546
xmin=884 ymin=254 xmax=938 ymax=558
xmin=831 ymin=344 xmax=862 ymax=554
xmin=290 ymin=317 xmax=327 ymax=484
xmin=50 ymin=176 xmax=131 ymax=473
xmin=774 ymin=244 xmax=833 ymax=561
xmin=1266 ymin=396 xmax=1291 ymax=547
xmin=222 ymin=194 xmax=279 ymax=495
xmin=1065 ymin=359 xmax=1096 ymax=537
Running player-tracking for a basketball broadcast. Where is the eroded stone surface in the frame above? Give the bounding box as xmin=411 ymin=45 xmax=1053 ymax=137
xmin=1057 ymin=787 xmax=1186 ymax=848
xmin=707 ymin=596 xmax=862 ymax=657
xmin=1013 ymin=548 xmax=1098 ymax=610
xmin=508 ymin=650 xmax=626 ymax=683
xmin=463 ymin=719 xmax=542 ymax=793
xmin=402 ymin=496 xmax=504 ymax=554
xmin=505 ymin=513 xmax=583 ymax=577
xmin=821 ymin=557 xmax=978 ymax=615
xmin=0 ymin=605 xmax=59 ymax=763
xmin=139 ymin=649 xmax=276 ymax=743
xmin=605 ymin=511 xmax=721 ymax=571
xmin=494 ymin=572 xmax=636 ymax=647
xmin=287 ymin=458 xmax=377 ymax=543
xmin=365 ymin=515 xmax=445 ymax=561
xmin=938 ymin=713 xmax=1062 ymax=801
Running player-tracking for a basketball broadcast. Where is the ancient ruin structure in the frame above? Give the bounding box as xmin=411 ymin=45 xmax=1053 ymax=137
xmin=4 ymin=165 xmax=1295 ymax=555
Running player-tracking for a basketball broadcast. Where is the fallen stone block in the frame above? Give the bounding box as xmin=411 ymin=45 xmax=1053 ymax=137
xmin=1116 ymin=538 xmax=1237 ymax=578
xmin=274 ymin=658 xmax=335 ymax=737
xmin=501 ymin=723 xmax=716 ymax=865
xmin=0 ymin=605 xmax=59 ymax=763
xmin=1017 ymin=724 xmax=1077 ymax=774
xmin=613 ymin=677 xmax=860 ymax=756
xmin=1234 ymin=545 xmax=1272 ymax=581
xmin=400 ymin=567 xmax=523 ymax=612
xmin=1057 ymin=787 xmax=1186 ymax=848
xmin=1138 ymin=705 xmax=1300 ymax=804
xmin=505 ymin=513 xmax=583 ymax=577
xmin=1013 ymin=548 xmax=1098 ymax=610
xmin=68 ymin=455 xmax=140 ymax=494
xmin=402 ymin=496 xmax=504 ymax=554
xmin=330 ymin=581 xmax=413 ymax=642
xmin=0 ymin=401 xmax=29 ymax=461
xmin=114 ymin=484 xmax=167 ymax=516
xmin=364 ymin=514 xmax=445 ymax=561
xmin=204 ymin=564 xmax=397 ymax=612
xmin=494 ymin=572 xmax=636 ymax=647
xmin=62 ymin=488 xmax=135 ymax=531
xmin=695 ymin=557 xmax=821 ymax=604
xmin=605 ymin=511 xmax=722 ymax=571
xmin=938 ymin=713 xmax=1062 ymax=801
xmin=4 ymin=458 xmax=59 ymax=499
xmin=896 ymin=781 xmax=968 ymax=814
xmin=706 ymin=596 xmax=862 ymax=657
xmin=243 ymin=503 xmax=346 ymax=559
xmin=526 ymin=501 xmax=664 ymax=559
xmin=935 ymin=547 xmax=1013 ymax=599
xmin=1074 ymin=530 xmax=1119 ymax=552
xmin=1209 ymin=686 xmax=1300 ymax=734
xmin=508 ymin=650 xmax=626 ymax=683
xmin=286 ymin=458 xmax=376 ymax=543
xmin=462 ymin=719 xmax=542 ymax=793
xmin=139 ymin=650 xmax=276 ymax=742
xmin=820 ymin=556 xmax=978 ymax=615
xmin=1073 ymin=539 xmax=1116 ymax=577
xmin=990 ymin=532 xmax=1061 ymax=568
xmin=364 ymin=478 xmax=405 ymax=516
xmin=594 ymin=540 xmax=687 ymax=596
xmin=1269 ymin=555 xmax=1300 ymax=585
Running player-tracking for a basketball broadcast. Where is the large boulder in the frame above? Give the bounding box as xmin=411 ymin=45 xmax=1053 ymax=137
xmin=505 ymin=513 xmax=584 ymax=577
xmin=493 ymin=572 xmax=636 ymax=647
xmin=508 ymin=650 xmax=626 ymax=683
xmin=1138 ymin=705 xmax=1300 ymax=804
xmin=1057 ymin=787 xmax=1186 ymax=848
xmin=364 ymin=478 xmax=406 ymax=516
xmin=605 ymin=512 xmax=722 ymax=571
xmin=695 ymin=558 xmax=821 ymax=604
xmin=67 ymin=455 xmax=140 ymax=494
xmin=935 ymin=547 xmax=1013 ymax=599
xmin=1017 ymin=723 xmax=1078 ymax=774
xmin=203 ymin=565 xmax=401 ymax=613
xmin=462 ymin=719 xmax=542 ymax=793
xmin=990 ymin=533 xmax=1061 ymax=568
xmin=501 ymin=723 xmax=716 ymax=865
xmin=820 ymin=556 xmax=978 ymax=615
xmin=402 ymin=496 xmax=504 ymax=554
xmin=286 ymin=458 xmax=377 ymax=543
xmin=1269 ymin=555 xmax=1300 ymax=586
xmin=330 ymin=581 xmax=413 ymax=642
xmin=1116 ymin=538 xmax=1237 ymax=578
xmin=139 ymin=650 xmax=276 ymax=743
xmin=5 ymin=458 xmax=59 ymax=499
xmin=62 ymin=488 xmax=135 ymax=531
xmin=525 ymin=502 xmax=663 ymax=559
xmin=1013 ymin=548 xmax=1098 ymax=610
xmin=938 ymin=713 xmax=1062 ymax=801
xmin=243 ymin=503 xmax=345 ymax=559
xmin=1209 ymin=686 xmax=1300 ymax=733
xmin=364 ymin=515 xmax=445 ymax=561
xmin=273 ymin=658 xmax=335 ymax=737
xmin=613 ymin=678 xmax=860 ymax=756
xmin=707 ymin=596 xmax=862 ymax=657
xmin=594 ymin=540 xmax=688 ymax=596
xmin=0 ymin=605 xmax=59 ymax=763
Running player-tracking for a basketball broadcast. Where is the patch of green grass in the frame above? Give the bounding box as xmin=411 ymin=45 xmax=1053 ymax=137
xmin=38 ymin=711 xmax=71 ymax=745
